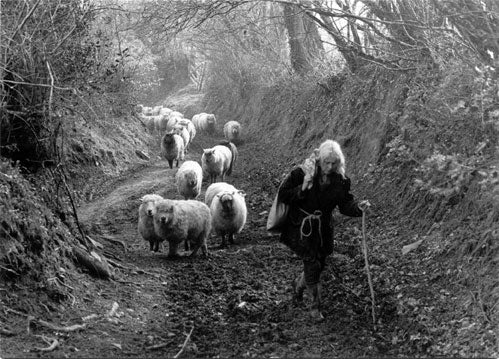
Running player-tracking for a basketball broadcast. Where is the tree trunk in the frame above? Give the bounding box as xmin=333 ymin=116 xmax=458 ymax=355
xmin=303 ymin=12 xmax=325 ymax=61
xmin=282 ymin=3 xmax=312 ymax=75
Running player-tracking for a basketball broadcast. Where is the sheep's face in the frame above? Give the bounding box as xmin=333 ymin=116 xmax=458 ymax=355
xmin=219 ymin=193 xmax=234 ymax=212
xmin=203 ymin=149 xmax=215 ymax=162
xmin=155 ymin=202 xmax=175 ymax=225
xmin=143 ymin=201 xmax=157 ymax=217
xmin=163 ymin=133 xmax=174 ymax=144
xmin=185 ymin=172 xmax=197 ymax=188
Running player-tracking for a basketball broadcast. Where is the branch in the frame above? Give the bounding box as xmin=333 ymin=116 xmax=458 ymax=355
xmin=173 ymin=326 xmax=194 ymax=359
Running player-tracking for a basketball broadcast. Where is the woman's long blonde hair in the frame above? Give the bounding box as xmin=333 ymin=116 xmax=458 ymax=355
xmin=318 ymin=140 xmax=346 ymax=178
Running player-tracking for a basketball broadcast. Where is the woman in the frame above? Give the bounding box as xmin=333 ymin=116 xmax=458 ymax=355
xmin=278 ymin=139 xmax=370 ymax=320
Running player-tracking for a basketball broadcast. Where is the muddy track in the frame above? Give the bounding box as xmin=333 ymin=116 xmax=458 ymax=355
xmin=67 ymin=133 xmax=420 ymax=358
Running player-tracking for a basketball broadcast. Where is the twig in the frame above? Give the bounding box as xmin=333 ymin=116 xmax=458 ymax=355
xmin=145 ymin=339 xmax=175 ymax=351
xmin=4 ymin=307 xmax=28 ymax=317
xmin=34 ymin=335 xmax=59 ymax=352
xmin=173 ymin=326 xmax=194 ymax=358
xmin=0 ymin=265 xmax=20 ymax=276
xmin=361 ymin=211 xmax=376 ymax=326
xmin=46 ymin=61 xmax=54 ymax=116
xmin=37 ymin=319 xmax=86 ymax=332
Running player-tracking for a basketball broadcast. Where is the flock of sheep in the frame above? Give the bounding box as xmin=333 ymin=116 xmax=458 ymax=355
xmin=136 ymin=104 xmax=246 ymax=257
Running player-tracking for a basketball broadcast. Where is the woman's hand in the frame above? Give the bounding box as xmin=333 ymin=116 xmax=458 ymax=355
xmin=358 ymin=200 xmax=372 ymax=212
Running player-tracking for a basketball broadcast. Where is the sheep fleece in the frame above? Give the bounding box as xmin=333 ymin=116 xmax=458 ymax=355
xmin=153 ymin=199 xmax=211 ymax=256
xmin=205 ymin=182 xmax=237 ymax=208
xmin=138 ymin=194 xmax=164 ymax=250
xmin=210 ymin=191 xmax=247 ymax=236
xmin=176 ymin=161 xmax=203 ymax=199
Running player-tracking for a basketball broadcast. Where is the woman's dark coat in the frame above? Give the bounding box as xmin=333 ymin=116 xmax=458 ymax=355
xmin=278 ymin=166 xmax=362 ymax=260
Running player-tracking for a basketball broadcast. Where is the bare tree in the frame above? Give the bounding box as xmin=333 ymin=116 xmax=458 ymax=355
xmin=282 ymin=3 xmax=313 ymax=75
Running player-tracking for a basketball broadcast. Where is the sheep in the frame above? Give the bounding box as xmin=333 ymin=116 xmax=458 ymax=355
xmin=173 ymin=124 xmax=191 ymax=152
xmin=192 ymin=113 xmax=217 ymax=134
xmin=206 ymin=182 xmax=247 ymax=247
xmin=159 ymin=107 xmax=173 ymax=116
xmin=141 ymin=105 xmax=154 ymax=116
xmin=223 ymin=121 xmax=242 ymax=144
xmin=153 ymin=198 xmax=211 ymax=257
xmin=150 ymin=114 xmax=165 ymax=133
xmin=178 ymin=118 xmax=196 ymax=143
xmin=168 ymin=111 xmax=184 ymax=123
xmin=138 ymin=113 xmax=156 ymax=133
xmin=204 ymin=182 xmax=237 ymax=208
xmin=138 ymin=194 xmax=165 ymax=252
xmin=151 ymin=105 xmax=162 ymax=116
xmin=161 ymin=132 xmax=185 ymax=169
xmin=218 ymin=140 xmax=238 ymax=175
xmin=175 ymin=161 xmax=203 ymax=200
xmin=201 ymin=144 xmax=233 ymax=183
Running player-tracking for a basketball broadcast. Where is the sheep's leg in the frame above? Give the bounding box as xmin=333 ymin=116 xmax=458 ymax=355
xmin=168 ymin=241 xmax=180 ymax=257
xmin=190 ymin=236 xmax=208 ymax=257
xmin=228 ymin=234 xmax=235 ymax=244
xmin=184 ymin=239 xmax=190 ymax=252
xmin=168 ymin=160 xmax=173 ymax=169
xmin=220 ymin=234 xmax=227 ymax=248
xmin=189 ymin=242 xmax=200 ymax=256
xmin=153 ymin=240 xmax=160 ymax=252
xmin=149 ymin=240 xmax=154 ymax=252
xmin=200 ymin=240 xmax=208 ymax=257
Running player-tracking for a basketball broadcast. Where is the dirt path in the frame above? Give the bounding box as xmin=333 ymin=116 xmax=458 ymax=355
xmin=5 ymin=133 xmax=491 ymax=358
xmin=68 ymin=134 xmax=399 ymax=358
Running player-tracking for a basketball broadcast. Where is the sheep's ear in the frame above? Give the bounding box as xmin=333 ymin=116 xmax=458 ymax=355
xmin=313 ymin=148 xmax=320 ymax=159
xmin=237 ymin=190 xmax=246 ymax=197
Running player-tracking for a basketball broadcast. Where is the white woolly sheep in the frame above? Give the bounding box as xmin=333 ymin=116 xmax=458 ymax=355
xmin=138 ymin=194 xmax=165 ymax=252
xmin=218 ymin=140 xmax=238 ymax=174
xmin=159 ymin=107 xmax=173 ymax=116
xmin=155 ymin=114 xmax=180 ymax=134
xmin=138 ymin=113 xmax=156 ymax=133
xmin=206 ymin=182 xmax=247 ymax=247
xmin=178 ymin=118 xmax=196 ymax=143
xmin=153 ymin=198 xmax=211 ymax=257
xmin=192 ymin=113 xmax=217 ymax=134
xmin=150 ymin=114 xmax=166 ymax=133
xmin=168 ymin=111 xmax=184 ymax=123
xmin=201 ymin=144 xmax=234 ymax=183
xmin=173 ymin=124 xmax=191 ymax=152
xmin=175 ymin=161 xmax=203 ymax=200
xmin=140 ymin=105 xmax=154 ymax=116
xmin=223 ymin=121 xmax=242 ymax=144
xmin=161 ymin=132 xmax=185 ymax=169
xmin=204 ymin=182 xmax=237 ymax=208
xmin=151 ymin=105 xmax=162 ymax=116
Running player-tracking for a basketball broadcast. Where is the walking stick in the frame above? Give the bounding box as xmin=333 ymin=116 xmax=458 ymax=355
xmin=361 ymin=210 xmax=376 ymax=326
